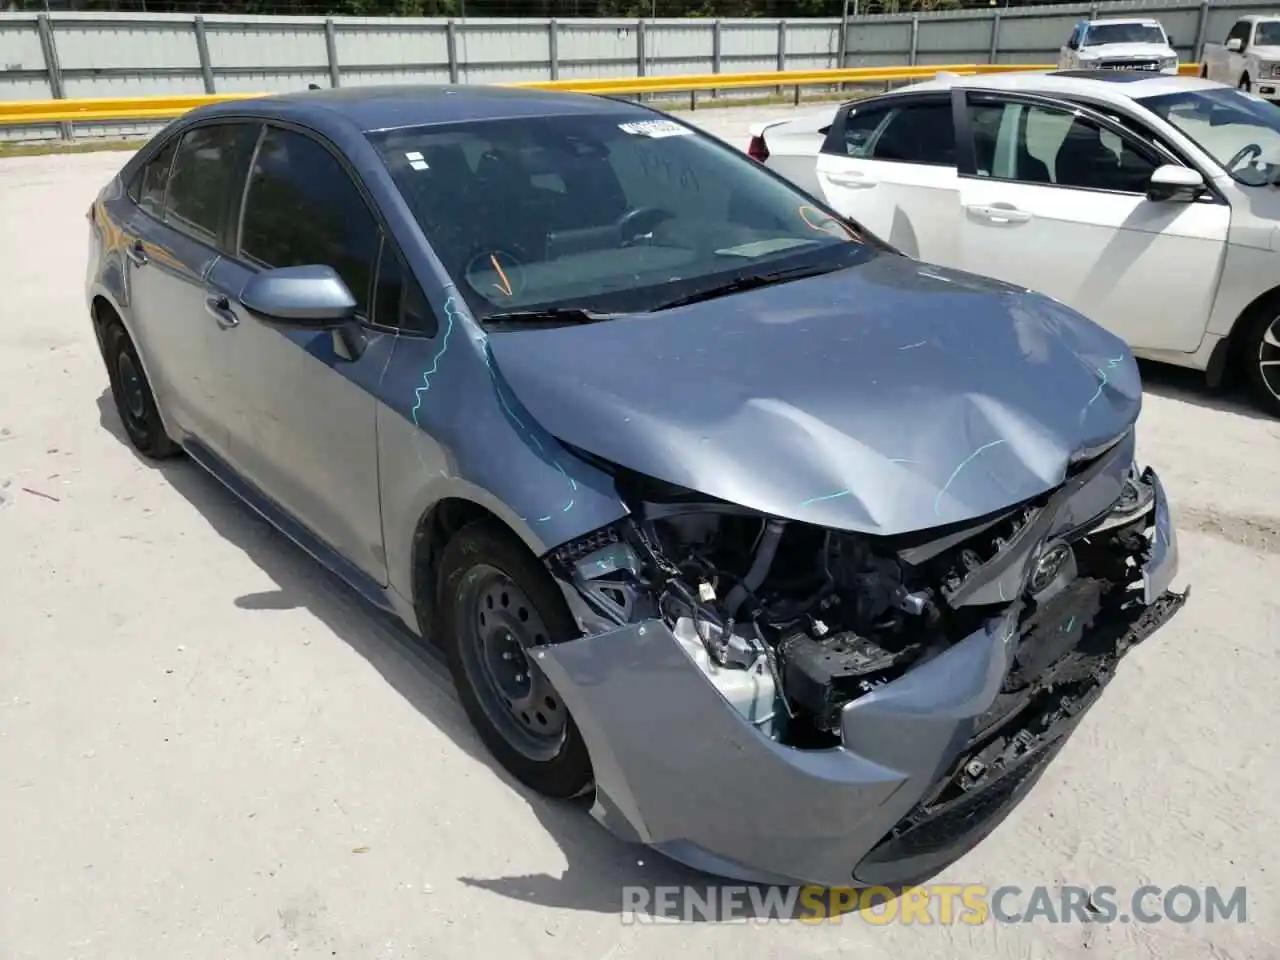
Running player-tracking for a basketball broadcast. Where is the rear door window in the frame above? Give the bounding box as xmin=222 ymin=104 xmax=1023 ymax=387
xmin=867 ymin=102 xmax=957 ymax=166
xmin=238 ymin=125 xmax=380 ymax=317
xmin=131 ymin=137 xmax=178 ymax=219
xmin=164 ymin=122 xmax=257 ymax=247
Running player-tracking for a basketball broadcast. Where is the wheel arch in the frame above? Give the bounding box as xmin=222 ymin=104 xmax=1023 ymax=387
xmin=1211 ymin=283 xmax=1280 ymax=388
xmin=90 ymin=293 xmax=171 ymax=425
xmin=410 ymin=496 xmax=525 ymax=639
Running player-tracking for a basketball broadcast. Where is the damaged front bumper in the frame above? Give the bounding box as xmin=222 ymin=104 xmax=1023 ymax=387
xmin=529 ymin=466 xmax=1186 ymax=889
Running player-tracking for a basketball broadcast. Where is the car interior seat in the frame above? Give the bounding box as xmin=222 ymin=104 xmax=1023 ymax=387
xmin=1053 ymin=116 xmax=1122 ymax=189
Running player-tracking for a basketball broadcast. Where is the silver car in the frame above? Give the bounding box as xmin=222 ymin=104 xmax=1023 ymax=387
xmin=86 ymin=84 xmax=1186 ymax=888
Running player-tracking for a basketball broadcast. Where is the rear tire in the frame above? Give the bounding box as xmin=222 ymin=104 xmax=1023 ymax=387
xmin=1240 ymin=304 xmax=1280 ymax=418
xmin=103 ymin=321 xmax=180 ymax=460
xmin=436 ymin=518 xmax=593 ymax=799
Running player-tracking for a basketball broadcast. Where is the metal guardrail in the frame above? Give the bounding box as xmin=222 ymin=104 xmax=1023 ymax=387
xmin=0 ymin=63 xmax=1205 ymax=128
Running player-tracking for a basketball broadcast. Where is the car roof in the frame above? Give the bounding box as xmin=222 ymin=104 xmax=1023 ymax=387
xmin=1081 ymin=17 xmax=1162 ymax=26
xmin=1085 ymin=16 xmax=1167 ymax=26
xmin=1237 ymin=13 xmax=1280 ymax=23
xmin=896 ymin=70 xmax=1219 ymax=103
xmin=192 ymin=83 xmax=647 ymax=134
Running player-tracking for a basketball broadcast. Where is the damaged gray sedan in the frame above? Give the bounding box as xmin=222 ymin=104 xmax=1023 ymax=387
xmin=86 ymin=85 xmax=1186 ymax=889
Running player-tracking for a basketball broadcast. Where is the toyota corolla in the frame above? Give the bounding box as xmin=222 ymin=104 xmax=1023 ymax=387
xmin=85 ymin=84 xmax=1186 ymax=888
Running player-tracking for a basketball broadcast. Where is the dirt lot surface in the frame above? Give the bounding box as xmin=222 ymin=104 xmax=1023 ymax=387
xmin=1 ymin=106 xmax=1277 ymax=959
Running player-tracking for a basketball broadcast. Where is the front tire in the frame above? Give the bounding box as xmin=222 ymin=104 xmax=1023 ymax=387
xmin=103 ymin=321 xmax=180 ymax=459
xmin=1241 ymin=305 xmax=1280 ymax=418
xmin=437 ymin=518 xmax=593 ymax=799
xmin=1240 ymin=73 xmax=1251 ymax=91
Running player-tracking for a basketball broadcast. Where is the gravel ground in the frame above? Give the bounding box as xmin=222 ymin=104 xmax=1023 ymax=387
xmin=1 ymin=106 xmax=1277 ymax=960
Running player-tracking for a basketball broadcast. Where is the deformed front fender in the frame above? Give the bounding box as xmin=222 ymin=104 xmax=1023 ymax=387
xmin=528 ymin=606 xmax=1021 ymax=888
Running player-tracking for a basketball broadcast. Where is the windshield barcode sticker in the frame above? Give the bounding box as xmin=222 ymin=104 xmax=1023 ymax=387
xmin=618 ymin=120 xmax=693 ymax=138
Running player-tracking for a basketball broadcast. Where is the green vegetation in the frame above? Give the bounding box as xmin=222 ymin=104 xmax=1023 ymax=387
xmin=8 ymin=0 xmax=963 ymax=17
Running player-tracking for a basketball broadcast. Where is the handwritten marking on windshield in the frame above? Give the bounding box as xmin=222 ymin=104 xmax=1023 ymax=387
xmin=899 ymin=340 xmax=927 ymax=351
xmin=490 ymin=254 xmax=514 ymax=298
xmin=798 ymin=204 xmax=857 ymax=240
xmin=934 ymin=439 xmax=1008 ymax=517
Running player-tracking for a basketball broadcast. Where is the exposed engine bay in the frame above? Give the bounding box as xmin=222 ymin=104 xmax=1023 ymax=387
xmin=550 ymin=446 xmax=1171 ymax=752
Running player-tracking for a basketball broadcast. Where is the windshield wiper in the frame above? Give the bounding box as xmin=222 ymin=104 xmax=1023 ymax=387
xmin=482 ymin=307 xmax=618 ymax=327
xmin=648 ymin=263 xmax=843 ymax=311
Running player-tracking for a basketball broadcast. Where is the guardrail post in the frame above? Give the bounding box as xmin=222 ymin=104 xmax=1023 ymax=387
xmin=446 ymin=19 xmax=459 ymax=85
xmin=777 ymin=20 xmax=787 ymax=97
xmin=549 ymin=19 xmax=559 ymax=81
xmin=324 ymin=19 xmax=341 ymax=88
xmin=989 ymin=12 xmax=1001 ymax=64
xmin=839 ymin=1 xmax=849 ymax=69
xmin=909 ymin=16 xmax=919 ymax=67
xmin=637 ymin=19 xmax=647 ymax=78
xmin=35 ymin=13 xmax=71 ymax=141
xmin=1089 ymin=3 xmax=1099 ymax=20
xmin=712 ymin=18 xmax=721 ymax=99
xmin=1193 ymin=0 xmax=1210 ymax=62
xmin=193 ymin=16 xmax=216 ymax=94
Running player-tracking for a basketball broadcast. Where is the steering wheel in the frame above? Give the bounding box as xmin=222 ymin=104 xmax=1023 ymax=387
xmin=1226 ymin=142 xmax=1262 ymax=172
xmin=615 ymin=206 xmax=674 ymax=245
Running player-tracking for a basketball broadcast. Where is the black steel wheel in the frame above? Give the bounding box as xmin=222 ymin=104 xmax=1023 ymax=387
xmin=437 ymin=518 xmax=592 ymax=798
xmin=103 ymin=321 xmax=179 ymax=459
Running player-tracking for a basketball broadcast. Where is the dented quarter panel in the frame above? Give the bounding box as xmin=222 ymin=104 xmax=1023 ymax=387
xmin=487 ymin=253 xmax=1142 ymax=536
xmin=375 ymin=294 xmax=631 ymax=603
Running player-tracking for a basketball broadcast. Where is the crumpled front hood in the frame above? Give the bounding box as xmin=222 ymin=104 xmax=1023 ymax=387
xmin=486 ymin=254 xmax=1142 ymax=536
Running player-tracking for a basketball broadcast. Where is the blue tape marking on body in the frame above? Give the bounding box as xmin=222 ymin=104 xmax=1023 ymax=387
xmin=934 ymin=438 xmax=1008 ymax=517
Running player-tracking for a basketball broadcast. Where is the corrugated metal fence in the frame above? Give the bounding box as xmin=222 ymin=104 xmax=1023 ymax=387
xmin=1 ymin=0 xmax=1274 ymax=140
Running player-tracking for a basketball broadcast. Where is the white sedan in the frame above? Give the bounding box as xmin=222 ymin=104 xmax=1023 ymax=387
xmin=748 ymin=71 xmax=1280 ymax=416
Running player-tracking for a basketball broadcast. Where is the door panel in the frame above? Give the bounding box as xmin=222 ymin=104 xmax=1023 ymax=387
xmin=957 ymin=97 xmax=1229 ymax=354
xmin=209 ymin=258 xmax=388 ymax=581
xmin=815 ymin=98 xmax=962 ymax=264
xmin=957 ymin=181 xmax=1227 ymax=352
xmin=124 ymin=213 xmax=227 ymax=452
xmin=213 ymin=124 xmax=388 ymax=584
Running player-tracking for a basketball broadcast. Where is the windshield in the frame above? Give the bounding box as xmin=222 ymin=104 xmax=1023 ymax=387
xmin=1140 ymin=87 xmax=1280 ymax=185
xmin=1256 ymin=22 xmax=1280 ymax=46
xmin=368 ymin=111 xmax=874 ymax=322
xmin=1083 ymin=22 xmax=1166 ymax=46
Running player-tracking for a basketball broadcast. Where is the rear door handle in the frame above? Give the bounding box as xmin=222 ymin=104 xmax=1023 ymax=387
xmin=204 ymin=294 xmax=239 ymax=329
xmin=965 ymin=203 xmax=1032 ymax=224
xmin=125 ymin=239 xmax=148 ymax=266
xmin=824 ymin=170 xmax=877 ymax=188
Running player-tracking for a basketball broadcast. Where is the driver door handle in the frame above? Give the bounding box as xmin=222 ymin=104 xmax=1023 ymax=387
xmin=204 ymin=294 xmax=239 ymax=329
xmin=965 ymin=203 xmax=1032 ymax=225
xmin=125 ymin=239 xmax=148 ymax=266
xmin=824 ymin=170 xmax=877 ymax=189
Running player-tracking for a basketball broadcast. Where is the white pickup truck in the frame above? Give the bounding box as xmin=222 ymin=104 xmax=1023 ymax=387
xmin=1201 ymin=15 xmax=1280 ymax=102
xmin=1058 ymin=17 xmax=1180 ymax=74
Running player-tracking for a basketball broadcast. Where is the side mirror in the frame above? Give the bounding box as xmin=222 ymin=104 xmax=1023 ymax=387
xmin=1226 ymin=37 xmax=1243 ymax=52
xmin=240 ymin=264 xmax=357 ymax=328
xmin=1147 ymin=164 xmax=1205 ymax=202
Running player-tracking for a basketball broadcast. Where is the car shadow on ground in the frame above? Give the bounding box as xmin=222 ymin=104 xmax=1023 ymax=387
xmin=1137 ymin=359 xmax=1273 ymax=421
xmin=96 ymin=389 xmax=935 ymax=921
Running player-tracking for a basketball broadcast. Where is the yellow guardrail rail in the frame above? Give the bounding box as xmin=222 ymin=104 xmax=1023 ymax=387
xmin=0 ymin=62 xmax=1204 ymax=127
